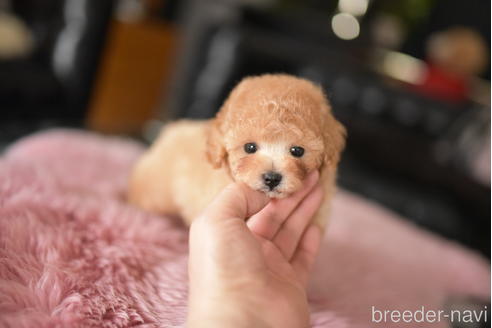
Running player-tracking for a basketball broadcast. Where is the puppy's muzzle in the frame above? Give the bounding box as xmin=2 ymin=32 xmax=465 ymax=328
xmin=262 ymin=171 xmax=282 ymax=190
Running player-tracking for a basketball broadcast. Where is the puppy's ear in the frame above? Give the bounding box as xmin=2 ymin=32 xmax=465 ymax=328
xmin=322 ymin=113 xmax=346 ymax=169
xmin=205 ymin=117 xmax=227 ymax=169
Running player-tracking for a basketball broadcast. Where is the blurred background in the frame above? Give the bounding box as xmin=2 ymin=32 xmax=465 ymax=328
xmin=0 ymin=0 xmax=490 ymax=256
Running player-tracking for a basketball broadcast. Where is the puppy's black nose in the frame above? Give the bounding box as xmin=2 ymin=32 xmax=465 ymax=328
xmin=262 ymin=171 xmax=282 ymax=190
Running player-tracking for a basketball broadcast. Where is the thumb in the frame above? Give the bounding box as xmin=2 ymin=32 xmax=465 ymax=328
xmin=200 ymin=183 xmax=269 ymax=222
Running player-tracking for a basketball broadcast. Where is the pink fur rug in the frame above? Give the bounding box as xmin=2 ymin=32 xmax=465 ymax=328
xmin=0 ymin=130 xmax=489 ymax=328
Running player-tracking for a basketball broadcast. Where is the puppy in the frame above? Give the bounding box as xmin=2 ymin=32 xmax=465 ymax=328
xmin=128 ymin=74 xmax=346 ymax=228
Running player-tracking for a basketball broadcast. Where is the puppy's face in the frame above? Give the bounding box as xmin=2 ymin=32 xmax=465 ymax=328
xmin=206 ymin=74 xmax=345 ymax=198
xmin=223 ymin=127 xmax=324 ymax=197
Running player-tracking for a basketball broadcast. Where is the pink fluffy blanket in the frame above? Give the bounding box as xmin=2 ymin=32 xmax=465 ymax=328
xmin=0 ymin=130 xmax=489 ymax=328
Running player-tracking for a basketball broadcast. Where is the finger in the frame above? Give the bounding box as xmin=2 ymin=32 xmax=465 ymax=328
xmin=247 ymin=170 xmax=319 ymax=239
xmin=259 ymin=238 xmax=293 ymax=276
xmin=273 ymin=184 xmax=324 ymax=260
xmin=291 ymin=224 xmax=322 ymax=287
xmin=199 ymin=183 xmax=269 ymax=223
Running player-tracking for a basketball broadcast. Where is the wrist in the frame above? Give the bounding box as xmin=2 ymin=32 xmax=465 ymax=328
xmin=187 ymin=293 xmax=271 ymax=328
xmin=187 ymin=281 xmax=310 ymax=328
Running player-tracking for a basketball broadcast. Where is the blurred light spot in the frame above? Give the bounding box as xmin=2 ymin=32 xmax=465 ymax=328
xmin=331 ymin=13 xmax=360 ymax=40
xmin=338 ymin=0 xmax=368 ymax=16
xmin=0 ymin=12 xmax=33 ymax=59
xmin=381 ymin=51 xmax=426 ymax=84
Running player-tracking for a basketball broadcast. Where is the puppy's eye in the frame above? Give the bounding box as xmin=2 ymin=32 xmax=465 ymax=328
xmin=244 ymin=142 xmax=258 ymax=154
xmin=290 ymin=146 xmax=304 ymax=158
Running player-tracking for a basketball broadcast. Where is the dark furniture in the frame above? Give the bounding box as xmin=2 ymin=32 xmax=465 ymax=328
xmin=0 ymin=0 xmax=114 ymax=148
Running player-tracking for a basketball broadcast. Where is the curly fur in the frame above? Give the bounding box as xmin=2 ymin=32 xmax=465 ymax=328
xmin=128 ymin=74 xmax=346 ymax=226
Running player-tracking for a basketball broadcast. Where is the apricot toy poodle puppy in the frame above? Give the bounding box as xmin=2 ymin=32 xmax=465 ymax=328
xmin=128 ymin=74 xmax=346 ymax=228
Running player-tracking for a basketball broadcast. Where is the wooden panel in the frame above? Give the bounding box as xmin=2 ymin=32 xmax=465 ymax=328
xmin=87 ymin=19 xmax=178 ymax=134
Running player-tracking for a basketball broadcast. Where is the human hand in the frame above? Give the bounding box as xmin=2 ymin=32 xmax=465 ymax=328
xmin=187 ymin=171 xmax=323 ymax=328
